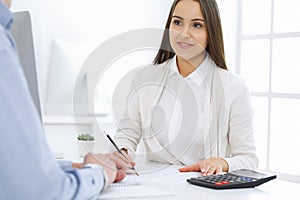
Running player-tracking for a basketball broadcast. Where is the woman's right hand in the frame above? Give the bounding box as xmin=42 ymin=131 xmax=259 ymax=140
xmin=112 ymin=149 xmax=136 ymax=168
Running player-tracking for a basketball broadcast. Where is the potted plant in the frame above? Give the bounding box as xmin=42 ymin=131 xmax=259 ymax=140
xmin=77 ymin=133 xmax=95 ymax=157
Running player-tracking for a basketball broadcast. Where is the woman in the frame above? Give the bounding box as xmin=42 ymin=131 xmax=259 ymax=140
xmin=113 ymin=0 xmax=258 ymax=176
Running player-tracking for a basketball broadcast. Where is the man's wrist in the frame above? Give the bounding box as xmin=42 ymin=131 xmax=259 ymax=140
xmin=72 ymin=162 xmax=84 ymax=169
xmin=83 ymin=164 xmax=109 ymax=190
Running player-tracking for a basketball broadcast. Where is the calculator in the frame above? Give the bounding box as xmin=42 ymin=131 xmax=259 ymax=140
xmin=187 ymin=169 xmax=276 ymax=189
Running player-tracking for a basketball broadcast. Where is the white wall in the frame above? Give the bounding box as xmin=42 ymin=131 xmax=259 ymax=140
xmin=10 ymin=0 xmax=174 ymax=114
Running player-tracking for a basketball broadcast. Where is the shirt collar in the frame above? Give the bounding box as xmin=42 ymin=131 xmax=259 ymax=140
xmin=169 ymin=57 xmax=180 ymax=76
xmin=0 ymin=2 xmax=13 ymax=30
xmin=168 ymin=54 xmax=213 ymax=85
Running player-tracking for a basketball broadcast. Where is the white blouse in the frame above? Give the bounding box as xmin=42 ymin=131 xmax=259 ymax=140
xmin=152 ymin=56 xmax=212 ymax=164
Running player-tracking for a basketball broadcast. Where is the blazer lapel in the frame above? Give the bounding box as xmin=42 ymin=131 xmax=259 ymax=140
xmin=207 ymin=67 xmax=225 ymax=158
xmin=140 ymin=60 xmax=183 ymax=164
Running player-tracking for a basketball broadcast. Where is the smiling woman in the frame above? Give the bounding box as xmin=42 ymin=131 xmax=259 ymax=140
xmin=154 ymin=0 xmax=226 ymax=71
xmin=113 ymin=0 xmax=258 ymax=176
xmin=169 ymin=0 xmax=208 ymax=76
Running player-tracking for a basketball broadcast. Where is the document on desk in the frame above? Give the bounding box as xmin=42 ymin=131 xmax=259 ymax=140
xmin=131 ymin=165 xmax=200 ymax=184
xmin=98 ymin=184 xmax=173 ymax=199
xmin=98 ymin=164 xmax=199 ymax=199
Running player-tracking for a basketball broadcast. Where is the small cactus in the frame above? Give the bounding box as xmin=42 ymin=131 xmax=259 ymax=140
xmin=77 ymin=133 xmax=95 ymax=141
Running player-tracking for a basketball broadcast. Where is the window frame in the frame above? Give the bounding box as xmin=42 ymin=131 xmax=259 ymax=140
xmin=236 ymin=0 xmax=300 ymax=183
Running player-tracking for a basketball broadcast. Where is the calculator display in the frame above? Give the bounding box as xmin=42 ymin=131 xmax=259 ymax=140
xmin=230 ymin=169 xmax=269 ymax=179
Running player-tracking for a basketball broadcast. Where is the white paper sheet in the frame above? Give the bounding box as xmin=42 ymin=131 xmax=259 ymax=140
xmin=124 ymin=166 xmax=200 ymax=184
xmin=98 ymin=185 xmax=173 ymax=199
xmin=97 ymin=161 xmax=200 ymax=199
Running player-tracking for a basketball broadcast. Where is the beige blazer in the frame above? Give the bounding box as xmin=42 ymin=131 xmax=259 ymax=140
xmin=114 ymin=56 xmax=258 ymax=171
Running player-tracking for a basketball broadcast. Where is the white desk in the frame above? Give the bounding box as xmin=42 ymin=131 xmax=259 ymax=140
xmin=144 ymin=179 xmax=299 ymax=200
xmin=99 ymin=156 xmax=300 ymax=200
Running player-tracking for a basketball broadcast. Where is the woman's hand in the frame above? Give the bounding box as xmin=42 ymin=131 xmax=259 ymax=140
xmin=179 ymin=158 xmax=229 ymax=176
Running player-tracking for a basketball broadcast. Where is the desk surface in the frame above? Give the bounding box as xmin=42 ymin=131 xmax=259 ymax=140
xmin=98 ymin=156 xmax=300 ymax=200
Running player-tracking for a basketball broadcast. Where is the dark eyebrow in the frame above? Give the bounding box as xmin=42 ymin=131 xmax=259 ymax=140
xmin=172 ymin=15 xmax=184 ymax=20
xmin=192 ymin=18 xmax=205 ymax=22
xmin=172 ymin=15 xmax=205 ymax=22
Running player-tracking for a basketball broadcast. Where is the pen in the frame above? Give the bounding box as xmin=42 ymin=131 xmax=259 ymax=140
xmin=105 ymin=132 xmax=139 ymax=176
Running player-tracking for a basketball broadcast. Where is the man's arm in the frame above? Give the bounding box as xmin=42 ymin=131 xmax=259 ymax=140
xmin=0 ymin=29 xmax=105 ymax=199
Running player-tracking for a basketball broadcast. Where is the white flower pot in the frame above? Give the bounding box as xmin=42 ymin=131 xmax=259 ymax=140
xmin=77 ymin=140 xmax=95 ymax=157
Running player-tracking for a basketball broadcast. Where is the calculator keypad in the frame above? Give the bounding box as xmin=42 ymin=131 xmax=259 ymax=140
xmin=187 ymin=169 xmax=276 ymax=189
xmin=190 ymin=174 xmax=257 ymax=187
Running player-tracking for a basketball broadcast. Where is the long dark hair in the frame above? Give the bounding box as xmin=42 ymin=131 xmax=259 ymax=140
xmin=153 ymin=0 xmax=227 ymax=70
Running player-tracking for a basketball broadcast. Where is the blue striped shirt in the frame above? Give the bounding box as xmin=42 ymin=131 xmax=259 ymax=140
xmin=0 ymin=2 xmax=104 ymax=199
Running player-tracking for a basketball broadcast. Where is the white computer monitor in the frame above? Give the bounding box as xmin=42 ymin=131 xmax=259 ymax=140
xmin=10 ymin=11 xmax=42 ymax=119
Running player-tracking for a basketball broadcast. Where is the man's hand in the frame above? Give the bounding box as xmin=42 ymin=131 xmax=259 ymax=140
xmin=112 ymin=149 xmax=136 ymax=168
xmin=83 ymin=153 xmax=131 ymax=185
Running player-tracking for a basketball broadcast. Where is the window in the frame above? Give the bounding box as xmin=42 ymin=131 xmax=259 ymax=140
xmin=237 ymin=0 xmax=300 ymax=182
